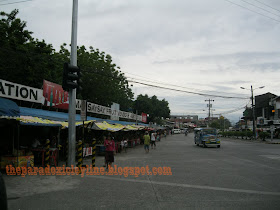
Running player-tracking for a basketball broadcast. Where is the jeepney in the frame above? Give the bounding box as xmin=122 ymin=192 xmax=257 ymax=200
xmin=194 ymin=128 xmax=220 ymax=148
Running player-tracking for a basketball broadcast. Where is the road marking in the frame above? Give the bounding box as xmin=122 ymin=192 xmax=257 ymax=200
xmin=89 ymin=175 xmax=280 ymax=196
xmin=260 ymin=155 xmax=280 ymax=160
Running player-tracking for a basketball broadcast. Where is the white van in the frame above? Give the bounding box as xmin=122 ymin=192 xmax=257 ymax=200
xmin=172 ymin=129 xmax=181 ymax=134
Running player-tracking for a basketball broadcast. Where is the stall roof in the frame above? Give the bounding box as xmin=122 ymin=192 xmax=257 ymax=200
xmin=19 ymin=107 xmax=148 ymax=126
xmin=0 ymin=98 xmax=20 ymax=117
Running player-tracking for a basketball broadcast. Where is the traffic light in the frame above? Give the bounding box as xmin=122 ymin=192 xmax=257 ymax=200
xmin=268 ymin=105 xmax=275 ymax=117
xmin=62 ymin=63 xmax=82 ymax=91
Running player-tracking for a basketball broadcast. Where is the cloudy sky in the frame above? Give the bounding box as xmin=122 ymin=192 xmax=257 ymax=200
xmin=2 ymin=0 xmax=280 ymax=122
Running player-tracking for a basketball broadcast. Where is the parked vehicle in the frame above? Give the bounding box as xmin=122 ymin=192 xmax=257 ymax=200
xmin=172 ymin=129 xmax=181 ymax=134
xmin=194 ymin=128 xmax=220 ymax=148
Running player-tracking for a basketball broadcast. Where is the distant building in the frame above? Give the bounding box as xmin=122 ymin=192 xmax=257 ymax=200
xmin=169 ymin=115 xmax=198 ymax=128
xmin=170 ymin=115 xmax=198 ymax=121
xmin=255 ymin=92 xmax=277 ymax=119
xmin=243 ymin=92 xmax=280 ymax=130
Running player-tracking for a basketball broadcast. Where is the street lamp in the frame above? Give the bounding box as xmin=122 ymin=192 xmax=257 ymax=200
xmin=240 ymin=85 xmax=265 ymax=140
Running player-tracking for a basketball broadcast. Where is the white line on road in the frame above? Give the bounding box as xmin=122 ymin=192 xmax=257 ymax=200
xmin=89 ymin=175 xmax=280 ymax=196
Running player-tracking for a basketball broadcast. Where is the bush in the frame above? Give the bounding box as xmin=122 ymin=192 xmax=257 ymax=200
xmin=240 ymin=131 xmax=246 ymax=139
xmin=259 ymin=132 xmax=270 ymax=141
xmin=246 ymin=131 xmax=253 ymax=140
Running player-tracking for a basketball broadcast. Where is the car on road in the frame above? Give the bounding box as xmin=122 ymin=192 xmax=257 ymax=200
xmin=172 ymin=129 xmax=181 ymax=134
xmin=194 ymin=128 xmax=220 ymax=148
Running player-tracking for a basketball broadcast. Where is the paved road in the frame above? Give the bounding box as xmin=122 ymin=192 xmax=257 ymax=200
xmin=3 ymin=133 xmax=280 ymax=209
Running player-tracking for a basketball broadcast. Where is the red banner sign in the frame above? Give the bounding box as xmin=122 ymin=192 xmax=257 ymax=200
xmin=43 ymin=80 xmax=69 ymax=109
xmin=142 ymin=113 xmax=147 ymax=123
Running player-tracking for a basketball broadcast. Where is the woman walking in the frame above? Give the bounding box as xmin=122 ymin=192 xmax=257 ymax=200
xmin=104 ymin=134 xmax=115 ymax=170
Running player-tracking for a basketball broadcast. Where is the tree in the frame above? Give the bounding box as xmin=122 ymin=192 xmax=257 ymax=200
xmin=0 ymin=10 xmax=134 ymax=111
xmin=0 ymin=10 xmax=59 ymax=88
xmin=209 ymin=118 xmax=231 ymax=129
xmin=57 ymin=44 xmax=134 ymax=110
xmin=133 ymin=94 xmax=170 ymax=124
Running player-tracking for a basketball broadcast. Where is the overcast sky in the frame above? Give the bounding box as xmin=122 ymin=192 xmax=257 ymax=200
xmin=2 ymin=0 xmax=280 ymax=122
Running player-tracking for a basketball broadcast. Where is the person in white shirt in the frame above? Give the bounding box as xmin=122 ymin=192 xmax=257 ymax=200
xmin=120 ymin=139 xmax=124 ymax=153
xmin=150 ymin=132 xmax=156 ymax=149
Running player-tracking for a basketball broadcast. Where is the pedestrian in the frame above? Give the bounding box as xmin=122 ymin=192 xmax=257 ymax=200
xmin=124 ymin=138 xmax=128 ymax=152
xmin=104 ymin=133 xmax=115 ymax=170
xmin=143 ymin=131 xmax=150 ymax=153
xmin=120 ymin=138 xmax=124 ymax=153
xmin=151 ymin=131 xmax=156 ymax=149
xmin=156 ymin=131 xmax=161 ymax=141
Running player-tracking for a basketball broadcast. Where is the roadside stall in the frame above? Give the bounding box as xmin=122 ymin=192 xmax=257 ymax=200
xmin=0 ymin=98 xmax=29 ymax=169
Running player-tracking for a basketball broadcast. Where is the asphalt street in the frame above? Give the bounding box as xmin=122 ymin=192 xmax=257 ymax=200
xmin=3 ymin=133 xmax=280 ymax=210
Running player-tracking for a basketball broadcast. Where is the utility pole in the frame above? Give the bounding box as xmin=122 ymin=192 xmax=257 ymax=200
xmin=251 ymin=85 xmax=256 ymax=140
xmin=205 ymin=99 xmax=214 ymax=127
xmin=241 ymin=85 xmax=264 ymax=140
xmin=68 ymin=0 xmax=78 ymax=167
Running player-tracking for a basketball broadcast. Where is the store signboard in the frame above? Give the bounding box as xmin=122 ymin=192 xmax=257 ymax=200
xmin=0 ymin=79 xmax=43 ymax=103
xmin=0 ymin=79 xmax=145 ymax=122
xmin=142 ymin=113 xmax=147 ymax=123
xmin=76 ymin=99 xmax=142 ymax=121
xmin=111 ymin=102 xmax=120 ymax=121
xmin=42 ymin=80 xmax=69 ymax=109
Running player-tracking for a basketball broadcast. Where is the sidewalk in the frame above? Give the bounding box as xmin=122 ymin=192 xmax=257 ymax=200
xmin=220 ymin=137 xmax=280 ymax=144
xmin=265 ymin=139 xmax=280 ymax=144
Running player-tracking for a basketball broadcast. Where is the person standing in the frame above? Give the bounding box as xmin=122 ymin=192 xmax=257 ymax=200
xmin=104 ymin=134 xmax=115 ymax=170
xmin=143 ymin=131 xmax=151 ymax=153
xmin=156 ymin=131 xmax=161 ymax=142
xmin=151 ymin=131 xmax=156 ymax=149
xmin=120 ymin=139 xmax=124 ymax=153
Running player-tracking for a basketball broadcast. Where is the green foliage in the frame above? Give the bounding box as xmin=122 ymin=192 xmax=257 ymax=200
xmin=133 ymin=94 xmax=170 ymax=124
xmin=245 ymin=131 xmax=253 ymax=139
xmin=259 ymin=131 xmax=269 ymax=141
xmin=240 ymin=131 xmax=246 ymax=139
xmin=0 ymin=10 xmax=134 ymax=110
xmin=209 ymin=118 xmax=232 ymax=129
xmin=243 ymin=107 xmax=253 ymax=119
xmin=0 ymin=10 xmax=59 ymax=88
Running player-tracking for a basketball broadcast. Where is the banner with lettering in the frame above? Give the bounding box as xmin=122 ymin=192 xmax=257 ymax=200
xmin=42 ymin=80 xmax=69 ymax=109
xmin=0 ymin=79 xmax=43 ymax=103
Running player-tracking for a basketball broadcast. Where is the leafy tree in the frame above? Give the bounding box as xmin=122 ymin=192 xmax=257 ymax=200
xmin=0 ymin=10 xmax=134 ymax=111
xmin=0 ymin=9 xmax=59 ymax=88
xmin=133 ymin=94 xmax=170 ymax=124
xmin=209 ymin=118 xmax=231 ymax=129
xmin=57 ymin=45 xmax=134 ymax=110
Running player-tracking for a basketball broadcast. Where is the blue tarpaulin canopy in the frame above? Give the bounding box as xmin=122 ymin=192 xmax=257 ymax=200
xmin=0 ymin=98 xmax=20 ymax=117
xmin=19 ymin=107 xmax=147 ymax=126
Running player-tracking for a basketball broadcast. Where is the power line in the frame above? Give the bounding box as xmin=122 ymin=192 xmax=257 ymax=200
xmin=123 ymin=71 xmax=248 ymax=97
xmin=241 ymin=0 xmax=280 ymax=18
xmin=0 ymin=0 xmax=32 ymax=6
xmin=82 ymin=69 xmax=249 ymax=99
xmin=253 ymin=0 xmax=280 ymax=13
xmin=217 ymin=99 xmax=251 ymax=115
xmin=128 ymin=79 xmax=249 ymax=99
xmin=224 ymin=0 xmax=280 ymax=23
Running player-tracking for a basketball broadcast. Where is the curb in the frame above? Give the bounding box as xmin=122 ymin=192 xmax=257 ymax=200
xmin=220 ymin=137 xmax=264 ymax=143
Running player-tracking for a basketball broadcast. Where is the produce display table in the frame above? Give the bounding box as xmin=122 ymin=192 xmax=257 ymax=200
xmin=0 ymin=155 xmax=34 ymax=169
